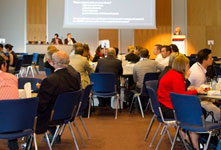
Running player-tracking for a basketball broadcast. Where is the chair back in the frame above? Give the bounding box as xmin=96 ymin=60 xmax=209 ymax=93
xmin=52 ymin=90 xmax=82 ymax=121
xmin=18 ymin=78 xmax=42 ymax=92
xmin=32 ymin=53 xmax=39 ymax=65
xmin=22 ymin=55 xmax=33 ymax=66
xmin=145 ymin=80 xmax=161 ymax=119
xmin=170 ymin=93 xmax=204 ymax=126
xmin=14 ymin=59 xmax=23 ymax=74
xmin=44 ymin=67 xmax=52 ymax=76
xmin=142 ymin=72 xmax=160 ymax=94
xmin=90 ymin=73 xmax=115 ymax=93
xmin=0 ymin=98 xmax=38 ymax=133
xmin=78 ymin=84 xmax=93 ymax=116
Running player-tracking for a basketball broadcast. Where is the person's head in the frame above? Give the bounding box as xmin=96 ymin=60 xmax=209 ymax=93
xmin=153 ymin=44 xmax=162 ymax=55
xmin=127 ymin=45 xmax=135 ymax=54
xmin=0 ymin=44 xmax=3 ymax=51
xmin=4 ymin=44 xmax=13 ymax=52
xmin=161 ymin=45 xmax=171 ymax=58
xmin=107 ymin=47 xmax=116 ymax=57
xmin=175 ymin=26 xmax=181 ymax=34
xmin=54 ymin=33 xmax=59 ymax=38
xmin=46 ymin=46 xmax=59 ymax=64
xmin=0 ymin=56 xmax=7 ymax=72
xmin=67 ymin=33 xmax=72 ymax=39
xmin=197 ymin=48 xmax=213 ymax=67
xmin=75 ymin=46 xmax=84 ymax=56
xmin=114 ymin=47 xmax=119 ymax=56
xmin=168 ymin=54 xmax=177 ymax=67
xmin=134 ymin=46 xmax=142 ymax=55
xmin=170 ymin=44 xmax=179 ymax=53
xmin=73 ymin=42 xmax=83 ymax=51
xmin=82 ymin=44 xmax=90 ymax=57
xmin=140 ymin=48 xmax=149 ymax=58
xmin=52 ymin=51 xmax=69 ymax=69
xmin=96 ymin=45 xmax=104 ymax=55
xmin=172 ymin=55 xmax=190 ymax=77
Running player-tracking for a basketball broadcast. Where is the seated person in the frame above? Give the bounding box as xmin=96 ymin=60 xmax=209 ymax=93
xmin=36 ymin=51 xmax=81 ymax=137
xmin=133 ymin=48 xmax=164 ymax=90
xmin=156 ymin=45 xmax=171 ymax=66
xmin=157 ymin=55 xmax=204 ymax=150
xmin=82 ymin=43 xmax=93 ymax=61
xmin=170 ymin=44 xmax=182 ymax=57
xmin=0 ymin=56 xmax=21 ymax=150
xmin=153 ymin=44 xmax=163 ymax=61
xmin=5 ymin=44 xmax=18 ymax=72
xmin=64 ymin=33 xmax=76 ymax=45
xmin=189 ymin=48 xmax=220 ymax=121
xmin=92 ymin=45 xmax=104 ymax=62
xmin=70 ymin=46 xmax=94 ymax=89
xmin=0 ymin=44 xmax=8 ymax=61
xmin=125 ymin=45 xmax=140 ymax=63
xmin=44 ymin=46 xmax=59 ymax=73
xmin=51 ymin=33 xmax=63 ymax=44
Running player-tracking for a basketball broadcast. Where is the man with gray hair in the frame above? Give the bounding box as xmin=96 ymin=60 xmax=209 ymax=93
xmin=36 ymin=51 xmax=80 ymax=137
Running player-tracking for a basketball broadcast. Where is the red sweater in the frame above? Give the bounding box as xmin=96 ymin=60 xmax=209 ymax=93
xmin=157 ymin=69 xmax=198 ymax=109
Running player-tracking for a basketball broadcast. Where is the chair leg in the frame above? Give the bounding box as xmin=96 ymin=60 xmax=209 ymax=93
xmin=88 ymin=96 xmax=92 ymax=118
xmin=149 ymin=123 xmax=162 ymax=147
xmin=59 ymin=124 xmax=66 ymax=136
xmin=144 ymin=115 xmax=156 ymax=141
xmin=171 ymin=126 xmax=180 ymax=150
xmin=26 ymin=67 xmax=30 ymax=77
xmin=129 ymin=95 xmax=136 ymax=113
xmin=34 ymin=65 xmax=39 ymax=74
xmin=33 ymin=133 xmax=38 ymax=150
xmin=155 ymin=125 xmax=168 ymax=150
xmin=44 ymin=133 xmax=52 ymax=150
xmin=68 ymin=122 xmax=79 ymax=150
xmin=115 ymin=96 xmax=118 ymax=119
xmin=145 ymin=99 xmax=150 ymax=111
xmin=167 ymin=129 xmax=173 ymax=145
xmin=137 ymin=96 xmax=144 ymax=118
xmin=204 ymin=132 xmax=212 ymax=150
xmin=73 ymin=121 xmax=86 ymax=146
xmin=30 ymin=67 xmax=35 ymax=77
xmin=79 ymin=116 xmax=91 ymax=139
xmin=27 ymin=135 xmax=33 ymax=150
xmin=50 ymin=125 xmax=60 ymax=147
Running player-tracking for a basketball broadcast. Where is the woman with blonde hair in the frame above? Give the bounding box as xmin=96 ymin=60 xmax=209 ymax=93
xmin=157 ymin=55 xmax=204 ymax=150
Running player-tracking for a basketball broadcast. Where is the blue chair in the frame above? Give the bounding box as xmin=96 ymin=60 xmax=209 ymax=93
xmin=89 ymin=73 xmax=119 ymax=119
xmin=32 ymin=53 xmax=39 ymax=75
xmin=71 ymin=84 xmax=93 ymax=146
xmin=18 ymin=78 xmax=42 ymax=93
xmin=170 ymin=93 xmax=221 ymax=150
xmin=44 ymin=67 xmax=52 ymax=76
xmin=144 ymin=80 xmax=175 ymax=149
xmin=46 ymin=90 xmax=82 ymax=150
xmin=21 ymin=55 xmax=34 ymax=77
xmin=0 ymin=98 xmax=39 ymax=150
xmin=129 ymin=72 xmax=161 ymax=118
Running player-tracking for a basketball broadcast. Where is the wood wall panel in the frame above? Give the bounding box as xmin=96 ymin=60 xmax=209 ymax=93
xmin=27 ymin=0 xmax=46 ymax=41
xmin=134 ymin=0 xmax=172 ymax=59
xmin=187 ymin=0 xmax=221 ymax=56
xmin=99 ymin=29 xmax=119 ymax=48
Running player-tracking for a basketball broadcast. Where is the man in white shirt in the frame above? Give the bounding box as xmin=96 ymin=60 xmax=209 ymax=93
xmin=153 ymin=44 xmax=163 ymax=62
xmin=156 ymin=45 xmax=171 ymax=66
xmin=64 ymin=33 xmax=76 ymax=45
xmin=189 ymin=49 xmax=220 ymax=121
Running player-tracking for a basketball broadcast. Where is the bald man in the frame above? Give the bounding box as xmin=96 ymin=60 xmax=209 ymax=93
xmin=36 ymin=51 xmax=80 ymax=135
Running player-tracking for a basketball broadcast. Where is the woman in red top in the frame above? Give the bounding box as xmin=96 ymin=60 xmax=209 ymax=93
xmin=157 ymin=55 xmax=204 ymax=150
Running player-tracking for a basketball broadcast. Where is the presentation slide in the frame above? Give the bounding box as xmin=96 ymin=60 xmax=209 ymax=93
xmin=64 ymin=0 xmax=156 ymax=29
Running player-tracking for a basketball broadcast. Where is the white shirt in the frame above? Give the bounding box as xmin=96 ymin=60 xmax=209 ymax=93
xmin=156 ymin=55 xmax=169 ymax=67
xmin=189 ymin=62 xmax=207 ymax=88
xmin=155 ymin=53 xmax=163 ymax=62
xmin=67 ymin=38 xmax=74 ymax=45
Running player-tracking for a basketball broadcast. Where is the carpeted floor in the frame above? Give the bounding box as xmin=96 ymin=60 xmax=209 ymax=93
xmin=0 ymin=110 xmax=185 ymax=150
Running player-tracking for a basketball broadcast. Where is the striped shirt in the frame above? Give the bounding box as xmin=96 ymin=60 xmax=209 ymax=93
xmin=0 ymin=71 xmax=19 ymax=100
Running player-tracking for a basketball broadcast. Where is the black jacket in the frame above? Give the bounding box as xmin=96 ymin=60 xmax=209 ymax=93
xmin=51 ymin=38 xmax=63 ymax=44
xmin=125 ymin=53 xmax=140 ymax=63
xmin=64 ymin=38 xmax=76 ymax=45
xmin=36 ymin=66 xmax=80 ymax=133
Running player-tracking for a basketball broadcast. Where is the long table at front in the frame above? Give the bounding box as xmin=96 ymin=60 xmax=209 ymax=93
xmin=26 ymin=44 xmax=73 ymax=55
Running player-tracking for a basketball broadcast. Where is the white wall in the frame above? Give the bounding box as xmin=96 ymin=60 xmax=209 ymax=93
xmin=0 ymin=0 xmax=26 ymax=52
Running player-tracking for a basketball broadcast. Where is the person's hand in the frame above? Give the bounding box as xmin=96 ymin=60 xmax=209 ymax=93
xmin=36 ymin=82 xmax=41 ymax=89
xmin=187 ymin=86 xmax=196 ymax=91
xmin=196 ymin=86 xmax=206 ymax=94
